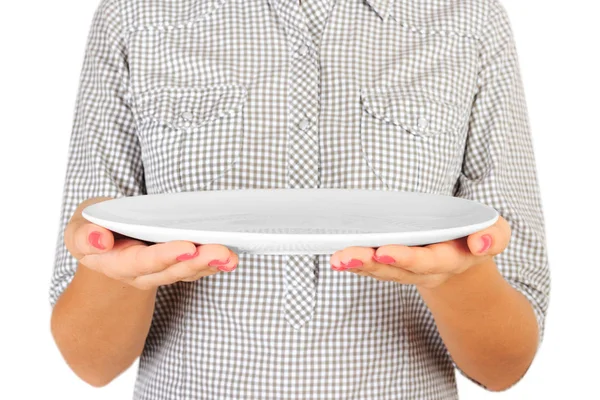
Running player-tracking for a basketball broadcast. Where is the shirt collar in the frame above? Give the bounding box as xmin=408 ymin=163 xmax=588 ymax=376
xmin=363 ymin=0 xmax=394 ymax=22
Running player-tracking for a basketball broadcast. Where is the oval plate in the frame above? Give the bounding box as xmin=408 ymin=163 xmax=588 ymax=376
xmin=82 ymin=188 xmax=499 ymax=254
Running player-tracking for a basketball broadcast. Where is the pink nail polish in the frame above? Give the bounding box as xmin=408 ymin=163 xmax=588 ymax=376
xmin=340 ymin=259 xmax=363 ymax=269
xmin=176 ymin=248 xmax=199 ymax=262
xmin=479 ymin=234 xmax=492 ymax=253
xmin=88 ymin=231 xmax=105 ymax=250
xmin=218 ymin=263 xmax=237 ymax=272
xmin=373 ymin=254 xmax=395 ymax=264
xmin=331 ymin=263 xmax=347 ymax=271
xmin=208 ymin=257 xmax=231 ymax=267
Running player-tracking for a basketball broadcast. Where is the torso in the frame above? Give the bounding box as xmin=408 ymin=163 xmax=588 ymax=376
xmin=121 ymin=0 xmax=492 ymax=398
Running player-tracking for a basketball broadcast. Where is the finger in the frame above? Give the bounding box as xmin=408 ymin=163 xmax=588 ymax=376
xmin=467 ymin=216 xmax=511 ymax=256
xmin=66 ymin=221 xmax=115 ymax=259
xmin=349 ymin=253 xmax=452 ymax=287
xmin=131 ymin=263 xmax=219 ymax=289
xmin=348 ymin=247 xmax=408 ymax=276
xmin=180 ymin=268 xmax=220 ymax=282
xmin=127 ymin=240 xmax=200 ymax=277
xmin=330 ymin=246 xmax=375 ymax=270
xmin=372 ymin=242 xmax=470 ymax=275
xmin=131 ymin=244 xmax=238 ymax=288
xmin=82 ymin=240 xmax=198 ymax=279
xmin=349 ymin=269 xmax=377 ymax=279
xmin=373 ymin=244 xmax=440 ymax=274
xmin=186 ymin=244 xmax=238 ymax=272
xmin=346 ymin=256 xmax=434 ymax=285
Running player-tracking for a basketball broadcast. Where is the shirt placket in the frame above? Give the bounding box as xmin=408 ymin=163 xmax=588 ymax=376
xmin=272 ymin=0 xmax=329 ymax=331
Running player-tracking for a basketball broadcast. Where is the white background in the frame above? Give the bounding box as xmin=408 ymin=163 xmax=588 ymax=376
xmin=0 ymin=0 xmax=598 ymax=398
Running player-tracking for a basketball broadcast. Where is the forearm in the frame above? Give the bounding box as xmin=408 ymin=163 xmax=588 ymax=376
xmin=417 ymin=258 xmax=538 ymax=391
xmin=51 ymin=263 xmax=157 ymax=387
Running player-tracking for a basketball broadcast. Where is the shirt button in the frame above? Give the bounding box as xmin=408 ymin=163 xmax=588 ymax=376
xmin=298 ymin=119 xmax=310 ymax=131
xmin=181 ymin=112 xmax=194 ymax=121
xmin=297 ymin=44 xmax=309 ymax=57
xmin=417 ymin=117 xmax=429 ymax=129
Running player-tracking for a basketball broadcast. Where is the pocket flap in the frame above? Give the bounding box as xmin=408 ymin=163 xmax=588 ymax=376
xmin=137 ymin=83 xmax=248 ymax=129
xmin=360 ymin=86 xmax=463 ymax=136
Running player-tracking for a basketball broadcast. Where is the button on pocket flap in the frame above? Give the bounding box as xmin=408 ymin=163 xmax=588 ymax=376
xmin=360 ymin=86 xmax=462 ymax=136
xmin=137 ymin=83 xmax=248 ymax=129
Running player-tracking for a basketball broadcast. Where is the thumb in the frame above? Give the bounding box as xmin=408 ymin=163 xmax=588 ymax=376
xmin=74 ymin=222 xmax=115 ymax=258
xmin=467 ymin=216 xmax=511 ymax=257
xmin=65 ymin=197 xmax=116 ymax=259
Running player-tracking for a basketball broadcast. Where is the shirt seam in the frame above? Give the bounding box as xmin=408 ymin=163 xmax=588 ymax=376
xmin=473 ymin=0 xmax=510 ymax=91
xmin=123 ymin=0 xmax=227 ymax=35
xmin=387 ymin=16 xmax=482 ymax=41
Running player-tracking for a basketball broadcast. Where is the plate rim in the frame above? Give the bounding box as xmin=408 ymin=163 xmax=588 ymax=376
xmin=82 ymin=209 xmax=499 ymax=243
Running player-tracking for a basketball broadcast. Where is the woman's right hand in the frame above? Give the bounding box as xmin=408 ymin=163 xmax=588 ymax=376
xmin=64 ymin=197 xmax=239 ymax=290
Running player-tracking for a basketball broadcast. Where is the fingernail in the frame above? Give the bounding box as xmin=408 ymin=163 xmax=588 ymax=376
xmin=176 ymin=248 xmax=199 ymax=262
xmin=88 ymin=231 xmax=105 ymax=250
xmin=372 ymin=254 xmax=395 ymax=264
xmin=331 ymin=263 xmax=347 ymax=271
xmin=479 ymin=234 xmax=492 ymax=253
xmin=340 ymin=259 xmax=363 ymax=269
xmin=218 ymin=263 xmax=237 ymax=272
xmin=208 ymin=257 xmax=231 ymax=267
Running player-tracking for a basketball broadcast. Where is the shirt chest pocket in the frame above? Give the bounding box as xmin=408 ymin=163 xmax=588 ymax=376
xmin=135 ymin=84 xmax=247 ymax=193
xmin=359 ymin=86 xmax=466 ymax=194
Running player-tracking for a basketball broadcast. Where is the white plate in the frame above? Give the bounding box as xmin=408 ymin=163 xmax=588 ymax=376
xmin=82 ymin=188 xmax=499 ymax=254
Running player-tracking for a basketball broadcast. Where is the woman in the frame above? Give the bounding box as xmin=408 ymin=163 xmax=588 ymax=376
xmin=49 ymin=0 xmax=551 ymax=398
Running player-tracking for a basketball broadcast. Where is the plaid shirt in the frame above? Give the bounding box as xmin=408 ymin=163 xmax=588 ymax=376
xmin=50 ymin=0 xmax=551 ymax=398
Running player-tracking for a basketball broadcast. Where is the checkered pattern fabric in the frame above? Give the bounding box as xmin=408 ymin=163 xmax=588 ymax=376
xmin=49 ymin=0 xmax=551 ymax=398
xmin=281 ymin=0 xmax=335 ymax=331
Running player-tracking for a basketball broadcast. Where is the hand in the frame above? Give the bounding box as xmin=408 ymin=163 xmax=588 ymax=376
xmin=329 ymin=216 xmax=511 ymax=289
xmin=64 ymin=197 xmax=239 ymax=290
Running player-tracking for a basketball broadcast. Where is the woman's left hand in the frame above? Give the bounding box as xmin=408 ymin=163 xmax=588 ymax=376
xmin=330 ymin=216 xmax=511 ymax=289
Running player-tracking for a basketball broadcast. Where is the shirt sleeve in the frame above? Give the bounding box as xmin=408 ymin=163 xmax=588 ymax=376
xmin=448 ymin=0 xmax=551 ymax=389
xmin=49 ymin=0 xmax=145 ymax=307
